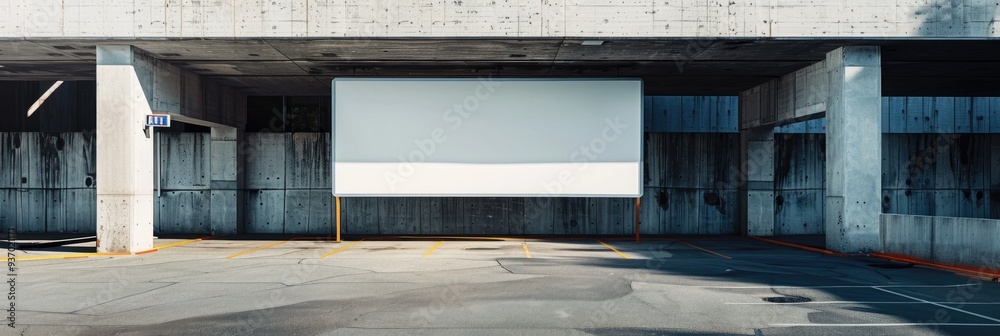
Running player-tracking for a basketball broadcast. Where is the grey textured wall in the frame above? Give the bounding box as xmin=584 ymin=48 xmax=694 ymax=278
xmin=245 ymin=132 xmax=738 ymax=235
xmin=0 ymin=132 xmax=96 ymax=233
xmin=774 ymin=133 xmax=826 ymax=235
xmin=882 ymin=213 xmax=1000 ymax=268
xmin=7 ymin=95 xmax=1000 ymax=235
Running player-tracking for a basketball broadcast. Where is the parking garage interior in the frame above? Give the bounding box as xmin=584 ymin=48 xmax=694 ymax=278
xmin=1 ymin=38 xmax=1000 ymax=264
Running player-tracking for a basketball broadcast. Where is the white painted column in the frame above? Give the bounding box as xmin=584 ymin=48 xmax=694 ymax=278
xmin=210 ymin=127 xmax=244 ymax=234
xmin=743 ymin=126 xmax=775 ymax=236
xmin=95 ymin=45 xmax=154 ymax=253
xmin=825 ymin=46 xmax=882 ymax=253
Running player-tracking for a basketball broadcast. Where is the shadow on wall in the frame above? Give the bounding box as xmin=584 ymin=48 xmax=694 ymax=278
xmin=915 ymin=0 xmax=997 ymax=36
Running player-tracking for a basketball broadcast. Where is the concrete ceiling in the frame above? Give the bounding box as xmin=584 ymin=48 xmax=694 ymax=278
xmin=1 ymin=38 xmax=999 ymax=96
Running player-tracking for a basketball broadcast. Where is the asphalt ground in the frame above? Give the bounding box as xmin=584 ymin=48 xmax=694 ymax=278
xmin=8 ymin=235 xmax=1000 ymax=336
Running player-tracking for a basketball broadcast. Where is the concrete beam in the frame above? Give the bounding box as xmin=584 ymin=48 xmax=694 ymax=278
xmin=4 ymin=1 xmax=999 ymax=38
xmin=129 ymin=48 xmax=245 ymax=128
xmin=825 ymin=46 xmax=882 ymax=253
xmin=739 ymin=61 xmax=828 ymax=130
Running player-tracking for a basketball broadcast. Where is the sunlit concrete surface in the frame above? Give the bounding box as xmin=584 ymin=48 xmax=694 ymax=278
xmin=11 ymin=235 xmax=1000 ymax=335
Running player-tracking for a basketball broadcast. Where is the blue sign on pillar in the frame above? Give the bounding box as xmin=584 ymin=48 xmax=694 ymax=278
xmin=146 ymin=114 xmax=171 ymax=127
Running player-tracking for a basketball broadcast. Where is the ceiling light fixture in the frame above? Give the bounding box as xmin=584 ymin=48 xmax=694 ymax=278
xmin=581 ymin=40 xmax=605 ymax=46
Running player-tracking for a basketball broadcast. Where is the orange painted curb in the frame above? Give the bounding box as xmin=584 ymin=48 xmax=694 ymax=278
xmin=870 ymin=252 xmax=1000 ymax=280
xmin=749 ymin=236 xmax=849 ymax=256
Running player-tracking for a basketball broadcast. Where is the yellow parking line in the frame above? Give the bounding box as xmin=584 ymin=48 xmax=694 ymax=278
xmin=320 ymin=240 xmax=364 ymax=258
xmin=676 ymin=240 xmax=732 ymax=259
xmin=522 ymin=242 xmax=532 ymax=258
xmin=15 ymin=252 xmax=130 ymax=261
xmin=597 ymin=240 xmax=631 ymax=259
xmin=153 ymin=235 xmax=222 ymax=250
xmin=422 ymin=241 xmax=444 ymax=258
xmin=16 ymin=253 xmax=96 ymax=261
xmin=226 ymin=240 xmax=290 ymax=259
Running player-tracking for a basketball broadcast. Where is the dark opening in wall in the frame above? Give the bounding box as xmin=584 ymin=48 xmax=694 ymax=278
xmin=0 ymin=81 xmax=96 ymax=132
xmin=245 ymin=96 xmax=331 ymax=132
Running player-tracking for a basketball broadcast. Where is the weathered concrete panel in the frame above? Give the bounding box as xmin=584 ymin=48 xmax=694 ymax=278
xmin=905 ymin=97 xmax=924 ymax=133
xmin=523 ymin=198 xmax=556 ymax=235
xmin=24 ymin=133 xmax=68 ymax=189
xmin=648 ymin=96 xmax=739 ymax=133
xmin=307 ymin=190 xmax=333 ymax=235
xmin=880 ymin=213 xmax=933 ymax=259
xmin=63 ymin=132 xmax=97 ymax=189
xmin=464 ymin=198 xmax=517 ymax=235
xmin=775 ymin=190 xmax=824 ymax=235
xmin=246 ymin=190 xmax=285 ymax=233
xmin=0 ymin=190 xmax=15 ymax=231
xmin=280 ymin=190 xmax=332 ymax=235
xmin=17 ymin=190 xmax=47 ymax=233
xmin=159 ymin=133 xmax=210 ymax=190
xmin=342 ymin=197 xmax=380 ymax=235
xmin=156 ymin=190 xmax=211 ymax=234
xmin=63 ymin=189 xmax=96 ymax=233
xmin=285 ymin=133 xmax=331 ymax=189
xmin=283 ymin=190 xmax=312 ymax=234
xmin=0 ymin=133 xmax=19 ymax=189
xmin=973 ymin=97 xmax=991 ymax=133
xmin=245 ymin=133 xmax=286 ymax=189
xmin=210 ymin=190 xmax=241 ymax=235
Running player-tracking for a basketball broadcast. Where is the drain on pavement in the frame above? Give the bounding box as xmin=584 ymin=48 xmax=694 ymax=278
xmin=763 ymin=295 xmax=811 ymax=303
xmin=867 ymin=262 xmax=914 ymax=269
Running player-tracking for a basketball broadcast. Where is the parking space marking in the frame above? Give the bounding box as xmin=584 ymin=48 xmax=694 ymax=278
xmin=771 ymin=323 xmax=1000 ymax=327
xmin=597 ymin=240 xmax=630 ymax=259
xmin=320 ymin=240 xmax=364 ymax=258
xmin=16 ymin=235 xmax=222 ymax=261
xmin=153 ymin=235 xmax=223 ymax=250
xmin=728 ymin=301 xmax=1000 ymax=305
xmin=696 ymin=284 xmax=979 ymax=289
xmin=522 ymin=242 xmax=532 ymax=258
xmin=676 ymin=240 xmax=732 ymax=259
xmin=422 ymin=241 xmax=444 ymax=258
xmin=226 ymin=240 xmax=291 ymax=259
xmin=15 ymin=252 xmax=130 ymax=261
xmin=873 ymin=286 xmax=1000 ymax=324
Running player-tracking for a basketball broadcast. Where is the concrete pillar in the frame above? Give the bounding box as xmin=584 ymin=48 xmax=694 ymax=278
xmin=825 ymin=46 xmax=882 ymax=253
xmin=742 ymin=126 xmax=775 ymax=236
xmin=210 ymin=127 xmax=244 ymax=234
xmin=95 ymin=45 xmax=154 ymax=253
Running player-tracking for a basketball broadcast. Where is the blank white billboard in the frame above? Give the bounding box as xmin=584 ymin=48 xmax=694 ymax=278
xmin=332 ymin=78 xmax=643 ymax=197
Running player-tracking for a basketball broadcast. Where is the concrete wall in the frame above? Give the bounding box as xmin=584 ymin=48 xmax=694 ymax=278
xmin=3 ymin=1 xmax=997 ymax=38
xmin=769 ymin=96 xmax=1000 ymax=236
xmin=741 ymin=61 xmax=828 ymax=129
xmin=774 ymin=133 xmax=826 ymax=235
xmin=244 ymin=132 xmax=738 ymax=235
xmin=881 ymin=213 xmax=1000 ymax=269
xmin=0 ymin=132 xmax=96 ymax=233
xmin=647 ymin=96 xmax=738 ymax=133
